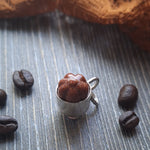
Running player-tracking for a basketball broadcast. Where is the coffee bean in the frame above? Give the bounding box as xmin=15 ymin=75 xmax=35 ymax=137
xmin=13 ymin=69 xmax=34 ymax=90
xmin=118 ymin=84 xmax=138 ymax=108
xmin=119 ymin=111 xmax=139 ymax=130
xmin=0 ymin=116 xmax=18 ymax=135
xmin=0 ymin=89 xmax=7 ymax=106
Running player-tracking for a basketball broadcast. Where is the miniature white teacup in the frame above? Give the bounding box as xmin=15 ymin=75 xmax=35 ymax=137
xmin=56 ymin=77 xmax=99 ymax=119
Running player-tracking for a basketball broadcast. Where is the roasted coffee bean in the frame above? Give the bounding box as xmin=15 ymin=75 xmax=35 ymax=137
xmin=118 ymin=84 xmax=138 ymax=108
xmin=13 ymin=69 xmax=34 ymax=90
xmin=119 ymin=111 xmax=139 ymax=130
xmin=0 ymin=116 xmax=18 ymax=135
xmin=0 ymin=89 xmax=7 ymax=106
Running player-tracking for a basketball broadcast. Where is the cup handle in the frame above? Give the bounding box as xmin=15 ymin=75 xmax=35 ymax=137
xmin=87 ymin=77 xmax=99 ymax=90
xmin=87 ymin=77 xmax=99 ymax=106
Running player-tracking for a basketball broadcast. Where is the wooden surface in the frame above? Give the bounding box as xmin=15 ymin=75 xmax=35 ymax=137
xmin=0 ymin=11 xmax=150 ymax=150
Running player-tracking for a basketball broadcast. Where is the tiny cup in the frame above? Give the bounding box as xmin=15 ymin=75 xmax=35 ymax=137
xmin=56 ymin=77 xmax=99 ymax=119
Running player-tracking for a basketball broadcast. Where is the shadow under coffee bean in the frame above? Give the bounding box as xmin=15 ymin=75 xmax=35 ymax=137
xmin=13 ymin=69 xmax=34 ymax=90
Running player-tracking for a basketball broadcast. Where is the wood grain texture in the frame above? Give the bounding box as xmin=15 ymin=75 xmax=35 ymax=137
xmin=0 ymin=11 xmax=150 ymax=150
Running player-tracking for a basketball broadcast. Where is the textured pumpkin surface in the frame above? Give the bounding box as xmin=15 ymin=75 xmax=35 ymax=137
xmin=0 ymin=0 xmax=58 ymax=18
xmin=0 ymin=0 xmax=148 ymax=24
xmin=59 ymin=0 xmax=142 ymax=24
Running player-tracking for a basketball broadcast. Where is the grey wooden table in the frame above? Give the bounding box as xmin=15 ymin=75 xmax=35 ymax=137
xmin=0 ymin=11 xmax=150 ymax=150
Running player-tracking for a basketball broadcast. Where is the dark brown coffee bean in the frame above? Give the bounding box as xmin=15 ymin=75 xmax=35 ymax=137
xmin=119 ymin=111 xmax=139 ymax=130
xmin=0 ymin=89 xmax=7 ymax=106
xmin=118 ymin=84 xmax=138 ymax=108
xmin=13 ymin=69 xmax=34 ymax=90
xmin=0 ymin=116 xmax=18 ymax=135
